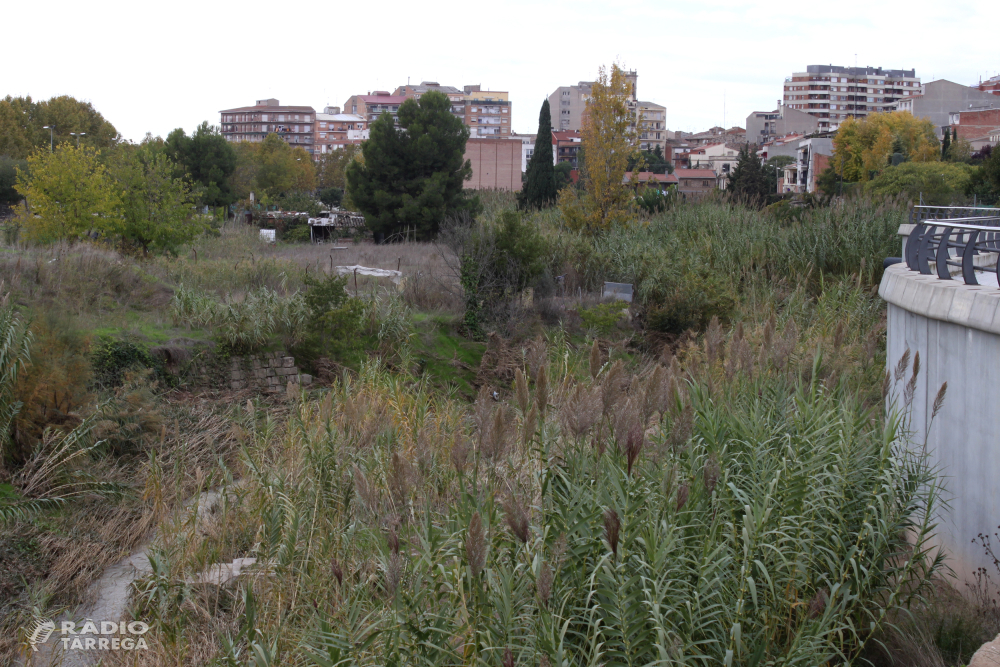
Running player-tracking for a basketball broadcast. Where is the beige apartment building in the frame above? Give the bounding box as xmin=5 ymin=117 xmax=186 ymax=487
xmin=314 ymin=106 xmax=368 ymax=156
xmin=390 ymin=81 xmax=513 ymax=137
xmin=343 ymin=93 xmax=408 ymax=125
xmin=220 ymin=98 xmax=316 ymax=153
xmin=637 ymin=101 xmax=666 ymax=153
xmin=548 ymin=70 xmax=638 ymax=132
xmin=783 ymin=65 xmax=923 ymax=131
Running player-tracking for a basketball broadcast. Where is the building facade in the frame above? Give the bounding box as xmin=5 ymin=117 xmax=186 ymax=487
xmin=314 ymin=107 xmax=368 ymax=155
xmin=552 ymin=130 xmax=582 ymax=168
xmin=896 ymin=80 xmax=1000 ymax=139
xmin=948 ymin=107 xmax=1000 ymax=144
xmin=220 ymin=99 xmax=316 ymax=153
xmin=746 ymin=104 xmax=820 ymax=143
xmin=673 ymin=169 xmax=718 ymax=199
xmin=637 ymin=101 xmax=666 ymax=153
xmin=548 ymin=70 xmax=638 ymax=132
xmin=343 ymin=93 xmax=407 ymax=125
xmin=390 ymin=81 xmax=513 ymax=138
xmin=464 ymin=138 xmax=522 ymax=191
xmin=972 ymin=75 xmax=1000 ymax=96
xmin=511 ymin=133 xmax=536 ymax=172
xmin=783 ymin=65 xmax=923 ymax=131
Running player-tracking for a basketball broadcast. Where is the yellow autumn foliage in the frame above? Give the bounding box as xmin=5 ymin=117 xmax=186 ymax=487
xmin=832 ymin=111 xmax=940 ymax=182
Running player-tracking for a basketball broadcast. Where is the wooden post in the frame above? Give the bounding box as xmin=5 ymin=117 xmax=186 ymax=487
xmin=397 ymin=257 xmax=401 ymax=272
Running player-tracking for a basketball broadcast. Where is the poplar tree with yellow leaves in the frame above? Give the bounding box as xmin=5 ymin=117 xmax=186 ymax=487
xmin=832 ymin=111 xmax=940 ymax=182
xmin=560 ymin=63 xmax=644 ymax=232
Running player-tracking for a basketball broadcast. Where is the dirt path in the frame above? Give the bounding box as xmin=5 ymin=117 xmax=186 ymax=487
xmin=25 ymin=488 xmax=233 ymax=666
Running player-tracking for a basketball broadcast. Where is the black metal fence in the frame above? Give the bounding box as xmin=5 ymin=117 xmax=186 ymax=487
xmin=905 ymin=216 xmax=1000 ymax=284
xmin=909 ymin=205 xmax=1000 ymax=224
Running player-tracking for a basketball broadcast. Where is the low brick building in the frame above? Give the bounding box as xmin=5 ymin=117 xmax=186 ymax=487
xmin=673 ymin=168 xmax=718 ymax=198
xmin=949 ymin=107 xmax=1000 ymax=142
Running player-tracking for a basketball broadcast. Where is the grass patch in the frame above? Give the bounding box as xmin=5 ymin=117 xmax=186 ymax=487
xmin=412 ymin=314 xmax=485 ymax=397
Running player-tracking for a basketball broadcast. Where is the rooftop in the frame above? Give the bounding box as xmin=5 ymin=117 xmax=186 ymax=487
xmin=674 ymin=169 xmax=717 ymax=179
xmin=221 ymin=103 xmax=315 ymax=113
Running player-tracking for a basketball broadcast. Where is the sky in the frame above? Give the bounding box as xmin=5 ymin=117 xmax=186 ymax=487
xmin=6 ymin=0 xmax=999 ymax=142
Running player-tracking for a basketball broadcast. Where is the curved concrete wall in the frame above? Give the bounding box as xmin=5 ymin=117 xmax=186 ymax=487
xmin=880 ymin=263 xmax=1000 ymax=583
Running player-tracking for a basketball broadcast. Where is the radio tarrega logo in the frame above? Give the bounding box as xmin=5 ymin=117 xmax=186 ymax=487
xmin=25 ymin=618 xmax=150 ymax=653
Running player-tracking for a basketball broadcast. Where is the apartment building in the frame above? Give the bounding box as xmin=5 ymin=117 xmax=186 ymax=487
xmin=948 ymin=107 xmax=1000 ymax=146
xmin=343 ymin=92 xmax=407 ymax=125
xmin=896 ymin=80 xmax=1000 ymax=139
xmin=552 ymin=130 xmax=583 ymax=168
xmin=746 ymin=103 xmax=820 ymax=143
xmin=464 ymin=86 xmax=513 ymax=138
xmin=783 ymin=65 xmax=923 ymax=131
xmin=687 ymin=143 xmax=740 ymax=182
xmin=511 ymin=133 xmax=536 ymax=172
xmin=548 ymin=70 xmax=638 ymax=132
xmin=779 ymin=138 xmax=833 ymax=194
xmin=390 ymin=81 xmax=513 ymax=137
xmin=314 ymin=106 xmax=368 ymax=156
xmin=637 ymin=101 xmax=666 ymax=153
xmin=220 ymin=99 xmax=316 ymax=152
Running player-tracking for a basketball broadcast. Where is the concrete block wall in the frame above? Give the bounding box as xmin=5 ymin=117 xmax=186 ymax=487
xmin=188 ymin=351 xmax=313 ymax=393
xmin=880 ymin=263 xmax=1000 ymax=585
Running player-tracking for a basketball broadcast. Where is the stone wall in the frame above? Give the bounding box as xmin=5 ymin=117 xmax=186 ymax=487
xmin=187 ymin=351 xmax=313 ymax=393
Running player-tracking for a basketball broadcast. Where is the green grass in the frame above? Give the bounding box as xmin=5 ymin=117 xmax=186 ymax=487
xmin=411 ymin=313 xmax=485 ymax=398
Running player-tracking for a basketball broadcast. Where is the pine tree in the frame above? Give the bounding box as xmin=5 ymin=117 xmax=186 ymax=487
xmin=727 ymin=143 xmax=769 ymax=205
xmin=519 ymin=100 xmax=556 ymax=209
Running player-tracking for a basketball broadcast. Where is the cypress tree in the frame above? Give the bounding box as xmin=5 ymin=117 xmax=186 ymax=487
xmin=941 ymin=128 xmax=951 ymax=161
xmin=519 ymin=100 xmax=557 ymax=209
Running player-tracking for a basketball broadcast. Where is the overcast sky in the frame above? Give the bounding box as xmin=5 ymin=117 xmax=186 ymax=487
xmin=7 ymin=0 xmax=998 ymax=142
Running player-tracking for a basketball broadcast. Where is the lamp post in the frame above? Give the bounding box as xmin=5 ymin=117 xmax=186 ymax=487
xmin=70 ymin=132 xmax=86 ymax=148
xmin=42 ymin=125 xmax=56 ymax=152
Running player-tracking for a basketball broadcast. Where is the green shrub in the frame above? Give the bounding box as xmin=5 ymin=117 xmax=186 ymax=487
xmin=282 ymin=223 xmax=312 ymax=243
xmin=291 ymin=273 xmax=366 ymax=364
xmin=578 ymin=301 xmax=627 ymax=335
xmin=91 ymin=338 xmax=160 ymax=388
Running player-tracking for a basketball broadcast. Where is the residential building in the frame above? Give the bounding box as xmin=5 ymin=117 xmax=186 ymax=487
xmin=666 ymin=138 xmax=692 ymax=169
xmin=687 ymin=126 xmax=746 ymax=146
xmin=464 ymin=86 xmax=513 ymax=138
xmin=687 ymin=143 xmax=740 ymax=183
xmin=673 ymin=168 xmax=718 ymax=199
xmin=391 ymin=82 xmax=513 ymax=138
xmin=623 ymin=171 xmax=678 ymax=190
xmin=548 ymin=70 xmax=638 ymax=132
xmin=757 ymin=133 xmax=807 ymax=162
xmin=464 ymin=138 xmax=521 ymax=191
xmin=637 ymin=101 xmax=667 ymax=153
xmin=948 ymin=107 xmax=1000 ymax=145
xmin=896 ymin=80 xmax=999 ymax=139
xmin=783 ymin=65 xmax=923 ymax=131
xmin=343 ymin=92 xmax=407 ymax=125
xmin=511 ymin=133 xmax=536 ymax=172
xmin=972 ymin=74 xmax=1000 ymax=96
xmin=552 ymin=130 xmax=583 ymax=168
xmin=314 ymin=107 xmax=368 ymax=156
xmin=220 ymin=99 xmax=316 ymax=153
xmin=746 ymin=103 xmax=820 ymax=143
xmin=392 ymin=81 xmax=467 ymax=124
xmin=779 ymin=137 xmax=833 ymax=194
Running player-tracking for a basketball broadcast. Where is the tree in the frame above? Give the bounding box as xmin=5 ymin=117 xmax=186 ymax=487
xmin=560 ymin=63 xmax=643 ymax=232
xmin=519 ymin=100 xmax=557 ymax=209
xmin=317 ymin=187 xmax=343 ymax=208
xmin=164 ymin=122 xmax=237 ymax=207
xmin=832 ymin=112 xmax=939 ymax=182
xmin=941 ymin=128 xmax=951 ymax=160
xmin=865 ymin=161 xmax=973 ymax=205
xmin=105 ymin=143 xmax=205 ymax=255
xmin=347 ymin=90 xmax=474 ymax=240
xmin=967 ymin=146 xmax=1000 ymax=205
xmin=628 ymin=146 xmax=672 ymax=175
xmin=251 ymin=134 xmax=316 ymax=201
xmin=15 ymin=144 xmax=119 ymax=242
xmin=317 ymin=144 xmax=361 ymax=191
xmin=0 ymin=95 xmax=119 ymax=159
xmin=726 ymin=144 xmax=770 ymax=204
xmin=0 ymin=156 xmax=27 ymax=206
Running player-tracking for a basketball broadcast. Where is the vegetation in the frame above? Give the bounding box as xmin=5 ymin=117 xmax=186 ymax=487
xmin=865 ymin=161 xmax=975 ymax=205
xmin=560 ymin=64 xmax=644 ymax=232
xmin=726 ymin=143 xmax=770 ymax=203
xmin=0 ymin=95 xmax=120 ymax=159
xmin=832 ymin=111 xmax=940 ymax=182
xmin=347 ymin=90 xmax=476 ymax=240
xmin=519 ymin=100 xmax=557 ymax=210
xmin=164 ymin=122 xmax=238 ymax=207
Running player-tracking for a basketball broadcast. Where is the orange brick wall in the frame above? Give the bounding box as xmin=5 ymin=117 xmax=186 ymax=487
xmin=464 ymin=139 xmax=522 ymax=191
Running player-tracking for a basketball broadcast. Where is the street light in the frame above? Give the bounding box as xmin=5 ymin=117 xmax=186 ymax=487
xmin=42 ymin=125 xmax=56 ymax=152
xmin=70 ymin=132 xmax=86 ymax=147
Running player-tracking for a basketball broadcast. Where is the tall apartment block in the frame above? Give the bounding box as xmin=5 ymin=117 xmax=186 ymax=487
xmin=220 ymin=99 xmax=316 ymax=153
xmin=391 ymin=81 xmax=513 ymax=137
xmin=783 ymin=65 xmax=923 ymax=131
xmin=549 ymin=70 xmax=637 ymax=132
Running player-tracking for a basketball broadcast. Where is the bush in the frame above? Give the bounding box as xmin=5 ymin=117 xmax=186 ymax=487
xmin=865 ymin=161 xmax=974 ymax=204
xmin=291 ymin=273 xmax=366 ymax=365
xmin=91 ymin=338 xmax=160 ymax=388
xmin=578 ymin=301 xmax=628 ymax=335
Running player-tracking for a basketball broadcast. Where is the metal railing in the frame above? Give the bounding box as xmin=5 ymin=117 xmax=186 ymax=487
xmin=904 ymin=217 xmax=1000 ymax=284
xmin=909 ymin=205 xmax=999 ymax=224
